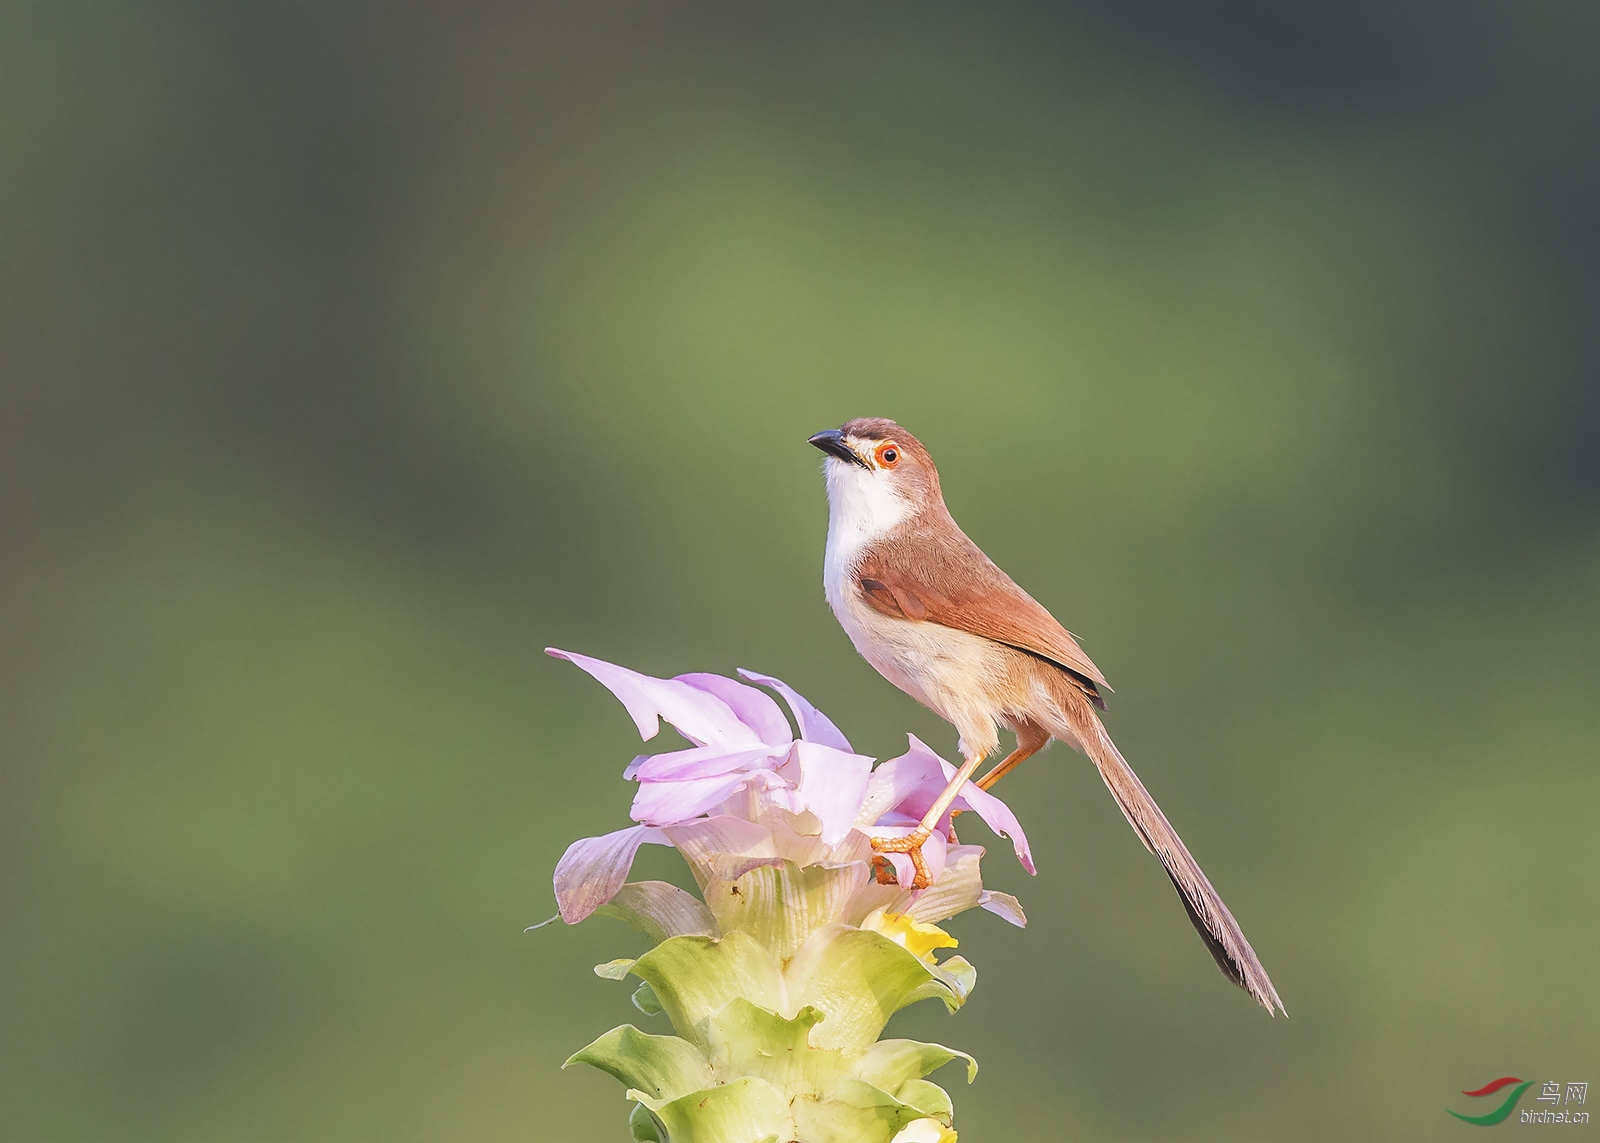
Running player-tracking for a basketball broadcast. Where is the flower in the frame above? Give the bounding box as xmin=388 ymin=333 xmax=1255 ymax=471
xmin=545 ymin=649 xmax=1035 ymax=1142
xmin=547 ymin=649 xmax=1032 ymax=926
xmin=860 ymin=908 xmax=960 ymax=966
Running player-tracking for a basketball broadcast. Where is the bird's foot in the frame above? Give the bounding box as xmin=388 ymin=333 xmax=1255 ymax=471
xmin=870 ymin=831 xmax=933 ymax=889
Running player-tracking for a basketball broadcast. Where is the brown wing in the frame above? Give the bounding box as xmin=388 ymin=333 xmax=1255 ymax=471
xmin=856 ymin=513 xmax=1110 ymax=708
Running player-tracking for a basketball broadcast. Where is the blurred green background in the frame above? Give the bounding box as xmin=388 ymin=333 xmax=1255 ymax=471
xmin=3 ymin=4 xmax=1596 ymax=1140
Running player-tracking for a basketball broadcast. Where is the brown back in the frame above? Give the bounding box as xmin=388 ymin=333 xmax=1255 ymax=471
xmin=855 ymin=505 xmax=1110 ymax=708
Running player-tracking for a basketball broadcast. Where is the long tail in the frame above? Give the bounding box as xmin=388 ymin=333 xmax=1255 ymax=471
xmin=1059 ymin=702 xmax=1286 ymax=1015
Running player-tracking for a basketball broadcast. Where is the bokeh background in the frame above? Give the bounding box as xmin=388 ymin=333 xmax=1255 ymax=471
xmin=3 ymin=4 xmax=1596 ymax=1140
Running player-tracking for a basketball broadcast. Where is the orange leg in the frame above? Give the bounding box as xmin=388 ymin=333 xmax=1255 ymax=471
xmin=976 ymin=722 xmax=1050 ymax=791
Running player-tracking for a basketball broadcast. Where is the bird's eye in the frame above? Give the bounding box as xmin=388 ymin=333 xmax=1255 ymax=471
xmin=877 ymin=444 xmax=900 ymax=467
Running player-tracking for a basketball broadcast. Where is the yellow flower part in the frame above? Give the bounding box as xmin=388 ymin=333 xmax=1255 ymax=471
xmin=890 ymin=1118 xmax=958 ymax=1143
xmin=860 ymin=908 xmax=958 ymax=964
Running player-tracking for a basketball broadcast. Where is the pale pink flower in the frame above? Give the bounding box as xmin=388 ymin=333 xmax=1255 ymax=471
xmin=546 ymin=650 xmax=1031 ymax=928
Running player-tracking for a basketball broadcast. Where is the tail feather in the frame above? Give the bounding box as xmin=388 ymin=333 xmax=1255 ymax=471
xmin=1063 ymin=705 xmax=1286 ymax=1015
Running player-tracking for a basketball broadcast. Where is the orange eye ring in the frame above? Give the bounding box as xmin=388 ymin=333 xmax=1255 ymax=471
xmin=875 ymin=442 xmax=900 ymax=468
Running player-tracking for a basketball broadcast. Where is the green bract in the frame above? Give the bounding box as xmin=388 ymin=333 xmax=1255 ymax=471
xmin=565 ymin=879 xmax=984 ymax=1143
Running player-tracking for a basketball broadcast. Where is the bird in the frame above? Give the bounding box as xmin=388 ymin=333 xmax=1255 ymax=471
xmin=809 ymin=416 xmax=1284 ymax=1014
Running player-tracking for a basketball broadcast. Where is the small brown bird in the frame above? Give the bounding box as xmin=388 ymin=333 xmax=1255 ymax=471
xmin=811 ymin=417 xmax=1284 ymax=1014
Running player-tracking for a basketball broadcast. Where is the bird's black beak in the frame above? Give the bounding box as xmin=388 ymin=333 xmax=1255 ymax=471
xmin=809 ymin=429 xmax=869 ymax=468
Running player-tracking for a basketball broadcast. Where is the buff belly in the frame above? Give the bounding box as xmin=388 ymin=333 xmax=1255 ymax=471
xmin=831 ymin=584 xmax=1042 ymax=760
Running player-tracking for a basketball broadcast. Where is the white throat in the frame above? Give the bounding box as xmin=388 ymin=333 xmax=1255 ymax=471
xmin=821 ymin=459 xmax=911 ymax=608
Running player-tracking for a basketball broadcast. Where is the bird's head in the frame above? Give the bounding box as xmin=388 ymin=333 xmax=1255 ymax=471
xmin=809 ymin=418 xmax=943 ymax=535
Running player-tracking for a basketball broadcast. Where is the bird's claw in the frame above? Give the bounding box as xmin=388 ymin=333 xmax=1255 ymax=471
xmin=870 ymin=832 xmax=933 ymax=889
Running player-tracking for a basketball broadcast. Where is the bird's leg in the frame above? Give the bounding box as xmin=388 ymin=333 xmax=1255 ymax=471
xmin=975 ymin=744 xmax=1041 ymax=791
xmin=945 ymin=728 xmax=1044 ymax=842
xmin=871 ymin=751 xmax=987 ymax=889
xmin=976 ymin=722 xmax=1050 ymax=791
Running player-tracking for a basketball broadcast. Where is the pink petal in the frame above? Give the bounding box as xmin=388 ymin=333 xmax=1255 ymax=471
xmin=674 ymin=673 xmax=794 ymax=746
xmin=865 ymin=810 xmax=924 ymax=831
xmin=978 ymin=890 xmax=1028 ymax=927
xmin=624 ymin=744 xmax=784 ymax=782
xmin=787 ymin=741 xmax=874 ymax=847
xmin=662 ymin=816 xmax=784 ymax=887
xmin=547 ymin=649 xmax=761 ymax=747
xmin=630 ymin=770 xmax=773 ymax=826
xmin=736 ymin=669 xmax=854 ymax=752
xmin=944 ymin=785 xmax=1035 ymax=878
xmin=859 ymin=749 xmax=945 ymax=825
xmin=766 ymin=814 xmax=858 ymax=868
xmin=757 ymin=780 xmax=806 ymax=820
xmin=553 ymin=824 xmax=668 ymax=924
